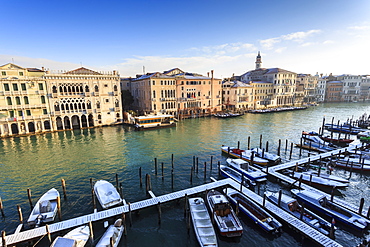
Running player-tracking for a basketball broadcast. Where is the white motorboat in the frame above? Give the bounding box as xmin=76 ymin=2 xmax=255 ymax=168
xmin=96 ymin=218 xmax=124 ymax=247
xmin=188 ymin=197 xmax=218 ymax=247
xmin=265 ymin=191 xmax=334 ymax=236
xmin=290 ymin=171 xmax=349 ymax=189
xmin=221 ymin=146 xmax=269 ymax=166
xmin=206 ymin=190 xmax=243 ymax=237
xmin=251 ymin=147 xmax=281 ymax=164
xmin=94 ymin=180 xmax=125 ymax=209
xmin=291 ymin=189 xmax=370 ymax=232
xmin=225 ymin=188 xmax=282 ymax=234
xmin=51 ymin=225 xmax=90 ymax=247
xmin=226 ymin=158 xmax=267 ymax=182
xmin=27 ymin=188 xmax=60 ymax=227
xmin=219 ymin=165 xmax=256 ymax=187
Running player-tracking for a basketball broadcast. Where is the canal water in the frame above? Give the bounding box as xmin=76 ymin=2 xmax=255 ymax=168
xmin=0 ymin=102 xmax=369 ymax=247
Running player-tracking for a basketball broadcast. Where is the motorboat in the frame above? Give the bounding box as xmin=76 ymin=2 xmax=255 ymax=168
xmin=250 ymin=147 xmax=281 ymax=164
xmin=226 ymin=158 xmax=267 ymax=182
xmin=206 ymin=190 xmax=243 ymax=237
xmin=188 ymin=197 xmax=218 ymax=247
xmin=225 ymin=188 xmax=282 ymax=234
xmin=96 ymin=218 xmax=124 ymax=247
xmin=265 ymin=191 xmax=334 ymax=236
xmin=219 ymin=165 xmax=256 ymax=187
xmin=27 ymin=188 xmax=60 ymax=227
xmin=221 ymin=146 xmax=269 ymax=166
xmin=332 ymin=157 xmax=370 ymax=172
xmin=51 ymin=225 xmax=90 ymax=247
xmin=289 ymin=171 xmax=349 ymax=189
xmin=291 ymin=189 xmax=370 ymax=232
xmin=94 ymin=180 xmax=125 ymax=209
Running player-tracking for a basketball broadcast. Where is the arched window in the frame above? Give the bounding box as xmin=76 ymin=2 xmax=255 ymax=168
xmin=94 ymin=85 xmax=99 ymax=92
xmin=6 ymin=97 xmax=12 ymax=105
xmin=24 ymin=96 xmax=29 ymax=104
xmin=87 ymin=102 xmax=91 ymax=109
xmin=113 ymin=85 xmax=118 ymax=91
xmin=61 ymin=104 xmax=65 ymax=110
xmin=54 ymin=104 xmax=60 ymax=111
xmin=82 ymin=103 xmax=86 ymax=109
xmin=41 ymin=96 xmax=46 ymax=104
xmin=96 ymin=101 xmax=100 ymax=109
xmin=65 ymin=104 xmax=69 ymax=110
xmin=59 ymin=86 xmax=63 ymax=93
xmin=115 ymin=100 xmax=119 ymax=107
xmin=52 ymin=86 xmax=57 ymax=93
xmin=85 ymin=85 xmax=90 ymax=92
xmin=15 ymin=97 xmax=21 ymax=105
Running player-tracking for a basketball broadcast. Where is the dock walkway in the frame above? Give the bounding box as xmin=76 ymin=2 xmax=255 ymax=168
xmin=263 ymin=143 xmax=368 ymax=215
xmin=1 ymin=178 xmax=342 ymax=247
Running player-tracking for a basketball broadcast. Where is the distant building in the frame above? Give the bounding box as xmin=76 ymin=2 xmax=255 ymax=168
xmin=240 ymin=52 xmax=297 ymax=108
xmin=360 ymin=76 xmax=370 ymax=101
xmin=315 ymin=74 xmax=327 ymax=103
xmin=44 ymin=67 xmax=122 ymax=130
xmin=222 ymin=80 xmax=254 ymax=110
xmin=326 ymin=81 xmax=343 ymax=102
xmin=0 ymin=64 xmax=122 ymax=138
xmin=0 ymin=63 xmax=50 ymax=137
xmin=337 ymin=74 xmax=361 ymax=102
xmin=296 ymin=74 xmax=318 ymax=103
xmin=129 ymin=68 xmax=222 ymax=116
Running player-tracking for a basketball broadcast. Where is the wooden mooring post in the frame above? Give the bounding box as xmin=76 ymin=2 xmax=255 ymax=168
xmin=210 ymin=156 xmax=213 ymax=171
xmin=277 ymin=190 xmax=282 ymax=208
xmin=171 ymin=154 xmax=174 ymax=169
xmin=285 ymin=139 xmax=288 ymax=153
xmin=190 ymin=167 xmax=193 ymax=184
xmin=17 ymin=205 xmax=23 ymax=224
xmin=277 ymin=139 xmax=281 ymax=156
xmin=0 ymin=197 xmax=4 ymax=217
xmin=57 ymin=196 xmax=62 ymax=220
xmin=161 ymin=162 xmax=164 ymax=180
xmin=145 ymin=174 xmax=152 ymax=194
xmin=128 ymin=202 xmax=132 ymax=227
xmin=90 ymin=178 xmax=96 ymax=210
xmin=196 ymin=158 xmax=199 ymax=173
xmin=154 ymin=158 xmax=158 ymax=176
xmin=359 ymin=198 xmax=365 ymax=215
xmin=157 ymin=201 xmax=162 ymax=224
xmin=45 ymin=224 xmax=51 ymax=243
xmin=204 ymin=162 xmax=207 ymax=180
xmin=259 ymin=134 xmax=263 ymax=149
xmin=115 ymin=174 xmax=119 ymax=191
xmin=2 ymin=231 xmax=6 ymax=247
xmin=27 ymin=188 xmax=33 ymax=209
xmin=289 ymin=142 xmax=293 ymax=160
xmin=139 ymin=167 xmax=142 ymax=187
xmin=61 ymin=179 xmax=67 ymax=200
xmin=265 ymin=141 xmax=269 ymax=152
xmin=247 ymin=136 xmax=250 ymax=150
xmin=218 ymin=161 xmax=221 ymax=176
xmin=184 ymin=194 xmax=188 ymax=217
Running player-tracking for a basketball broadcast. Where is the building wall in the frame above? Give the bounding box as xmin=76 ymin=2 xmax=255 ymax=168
xmin=0 ymin=64 xmax=51 ymax=137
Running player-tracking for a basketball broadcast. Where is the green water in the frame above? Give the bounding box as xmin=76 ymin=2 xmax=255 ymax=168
xmin=0 ymin=102 xmax=369 ymax=246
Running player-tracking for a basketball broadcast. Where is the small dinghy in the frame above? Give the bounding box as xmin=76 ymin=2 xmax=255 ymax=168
xmin=265 ymin=191 xmax=334 ymax=236
xmin=51 ymin=225 xmax=90 ymax=247
xmin=206 ymin=190 xmax=243 ymax=237
xmin=226 ymin=158 xmax=267 ymax=182
xmin=94 ymin=180 xmax=125 ymax=209
xmin=225 ymin=188 xmax=282 ymax=234
xmin=96 ymin=219 xmax=124 ymax=247
xmin=188 ymin=197 xmax=218 ymax=247
xmin=27 ymin=188 xmax=60 ymax=227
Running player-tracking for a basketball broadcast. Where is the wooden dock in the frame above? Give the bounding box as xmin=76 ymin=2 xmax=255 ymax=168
xmin=263 ymin=143 xmax=369 ymax=216
xmin=0 ymin=178 xmax=343 ymax=247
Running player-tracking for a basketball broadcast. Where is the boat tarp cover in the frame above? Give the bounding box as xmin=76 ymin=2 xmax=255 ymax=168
xmin=95 ymin=181 xmax=121 ymax=206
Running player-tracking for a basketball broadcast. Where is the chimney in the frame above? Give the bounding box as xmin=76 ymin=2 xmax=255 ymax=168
xmin=113 ymin=70 xmax=117 ymax=75
xmin=41 ymin=67 xmax=45 ymax=71
xmin=207 ymin=72 xmax=210 ymax=77
xmin=211 ymin=70 xmax=214 ymax=79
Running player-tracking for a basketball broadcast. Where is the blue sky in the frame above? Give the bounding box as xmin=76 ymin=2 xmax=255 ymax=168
xmin=1 ymin=0 xmax=370 ymax=78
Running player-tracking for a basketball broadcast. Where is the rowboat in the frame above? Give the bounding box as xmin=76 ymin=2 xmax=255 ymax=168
xmin=96 ymin=218 xmax=124 ymax=247
xmin=51 ymin=225 xmax=90 ymax=247
xmin=220 ymin=165 xmax=256 ymax=187
xmin=188 ymin=197 xmax=218 ymax=247
xmin=206 ymin=190 xmax=243 ymax=237
xmin=250 ymin=147 xmax=281 ymax=164
xmin=290 ymin=171 xmax=349 ymax=189
xmin=225 ymin=188 xmax=282 ymax=234
xmin=27 ymin=188 xmax=60 ymax=227
xmin=332 ymin=157 xmax=370 ymax=172
xmin=221 ymin=146 xmax=269 ymax=166
xmin=226 ymin=158 xmax=267 ymax=182
xmin=291 ymin=189 xmax=370 ymax=232
xmin=265 ymin=191 xmax=334 ymax=236
xmin=94 ymin=180 xmax=125 ymax=209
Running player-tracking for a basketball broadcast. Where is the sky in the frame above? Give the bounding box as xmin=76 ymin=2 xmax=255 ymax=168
xmin=1 ymin=0 xmax=370 ymax=79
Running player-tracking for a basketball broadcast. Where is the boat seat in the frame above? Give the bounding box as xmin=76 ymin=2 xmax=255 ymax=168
xmin=309 ymin=219 xmax=319 ymax=225
xmin=39 ymin=200 xmax=51 ymax=213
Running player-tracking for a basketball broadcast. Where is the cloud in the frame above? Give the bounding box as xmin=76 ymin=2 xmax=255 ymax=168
xmin=260 ymin=29 xmax=322 ymax=50
xmin=190 ymin=42 xmax=256 ymax=55
xmin=323 ymin=40 xmax=334 ymax=45
xmin=348 ymin=25 xmax=370 ymax=30
xmin=274 ymin=47 xmax=287 ymax=53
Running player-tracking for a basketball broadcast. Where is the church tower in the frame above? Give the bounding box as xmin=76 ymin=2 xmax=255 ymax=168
xmin=255 ymin=51 xmax=262 ymax=70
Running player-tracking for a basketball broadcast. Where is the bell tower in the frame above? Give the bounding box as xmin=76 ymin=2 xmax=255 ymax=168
xmin=255 ymin=51 xmax=262 ymax=69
